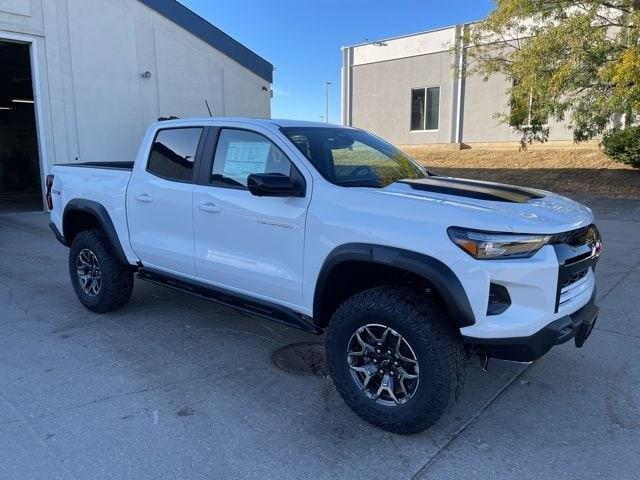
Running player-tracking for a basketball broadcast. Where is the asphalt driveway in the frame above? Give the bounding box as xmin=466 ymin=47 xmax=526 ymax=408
xmin=0 ymin=195 xmax=638 ymax=480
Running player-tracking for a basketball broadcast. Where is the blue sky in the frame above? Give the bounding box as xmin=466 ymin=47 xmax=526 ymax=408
xmin=179 ymin=0 xmax=494 ymax=123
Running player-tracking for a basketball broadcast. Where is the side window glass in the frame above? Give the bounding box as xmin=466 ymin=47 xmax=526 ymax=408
xmin=211 ymin=129 xmax=292 ymax=187
xmin=147 ymin=128 xmax=203 ymax=182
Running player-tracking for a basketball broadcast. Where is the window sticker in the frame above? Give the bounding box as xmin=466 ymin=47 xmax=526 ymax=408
xmin=223 ymin=141 xmax=271 ymax=182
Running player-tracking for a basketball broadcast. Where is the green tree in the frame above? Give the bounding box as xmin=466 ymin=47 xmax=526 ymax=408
xmin=467 ymin=1 xmax=640 ymax=146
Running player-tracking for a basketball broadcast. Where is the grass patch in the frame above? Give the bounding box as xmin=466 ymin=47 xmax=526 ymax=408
xmin=402 ymin=147 xmax=640 ymax=198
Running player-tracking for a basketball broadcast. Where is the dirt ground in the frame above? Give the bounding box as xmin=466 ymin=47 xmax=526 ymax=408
xmin=402 ymin=146 xmax=640 ymax=198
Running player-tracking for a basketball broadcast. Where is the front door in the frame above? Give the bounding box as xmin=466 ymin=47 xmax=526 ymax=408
xmin=193 ymin=127 xmax=309 ymax=306
xmin=127 ymin=126 xmax=205 ymax=276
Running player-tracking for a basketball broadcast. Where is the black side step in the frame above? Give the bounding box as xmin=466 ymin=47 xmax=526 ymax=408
xmin=137 ymin=268 xmax=322 ymax=335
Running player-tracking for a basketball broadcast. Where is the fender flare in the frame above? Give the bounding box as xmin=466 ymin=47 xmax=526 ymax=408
xmin=62 ymin=199 xmax=129 ymax=265
xmin=313 ymin=243 xmax=475 ymax=328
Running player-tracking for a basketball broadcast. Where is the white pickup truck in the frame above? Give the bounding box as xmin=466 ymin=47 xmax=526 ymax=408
xmin=48 ymin=118 xmax=602 ymax=434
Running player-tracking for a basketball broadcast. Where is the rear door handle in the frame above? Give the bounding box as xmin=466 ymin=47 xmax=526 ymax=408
xmin=135 ymin=193 xmax=153 ymax=203
xmin=198 ymin=202 xmax=221 ymax=213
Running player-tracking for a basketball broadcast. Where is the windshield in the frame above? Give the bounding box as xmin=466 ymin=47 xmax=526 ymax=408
xmin=280 ymin=127 xmax=428 ymax=187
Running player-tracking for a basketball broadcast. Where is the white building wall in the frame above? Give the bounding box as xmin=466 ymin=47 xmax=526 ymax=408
xmin=351 ymin=27 xmax=457 ymax=66
xmin=0 ymin=0 xmax=271 ymax=173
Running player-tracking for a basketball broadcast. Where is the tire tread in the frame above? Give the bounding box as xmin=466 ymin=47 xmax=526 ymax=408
xmin=325 ymin=286 xmax=465 ymax=434
xmin=69 ymin=229 xmax=133 ymax=313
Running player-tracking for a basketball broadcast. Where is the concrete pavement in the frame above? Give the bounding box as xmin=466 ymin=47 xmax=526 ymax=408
xmin=0 ymin=195 xmax=637 ymax=479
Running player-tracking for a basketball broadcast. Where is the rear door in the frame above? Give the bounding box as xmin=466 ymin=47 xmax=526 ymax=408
xmin=127 ymin=126 xmax=206 ymax=276
xmin=192 ymin=125 xmax=311 ymax=306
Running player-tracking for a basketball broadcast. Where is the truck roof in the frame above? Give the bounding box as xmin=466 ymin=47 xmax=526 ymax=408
xmin=153 ymin=117 xmax=349 ymax=129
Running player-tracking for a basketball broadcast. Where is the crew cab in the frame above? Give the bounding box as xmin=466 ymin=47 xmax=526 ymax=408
xmin=48 ymin=118 xmax=602 ymax=434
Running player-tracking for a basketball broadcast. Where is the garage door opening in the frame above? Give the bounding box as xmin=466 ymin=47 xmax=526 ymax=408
xmin=0 ymin=41 xmax=42 ymax=213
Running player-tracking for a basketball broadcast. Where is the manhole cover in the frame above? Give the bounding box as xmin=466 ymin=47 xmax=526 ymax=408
xmin=271 ymin=342 xmax=328 ymax=376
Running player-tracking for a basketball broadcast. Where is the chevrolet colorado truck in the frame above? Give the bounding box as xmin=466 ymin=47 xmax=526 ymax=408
xmin=48 ymin=118 xmax=602 ymax=434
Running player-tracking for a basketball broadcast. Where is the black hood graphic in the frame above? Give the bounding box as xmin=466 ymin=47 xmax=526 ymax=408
xmin=398 ymin=177 xmax=545 ymax=203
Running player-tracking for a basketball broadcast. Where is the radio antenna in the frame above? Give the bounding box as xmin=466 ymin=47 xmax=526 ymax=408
xmin=204 ymin=99 xmax=213 ymax=117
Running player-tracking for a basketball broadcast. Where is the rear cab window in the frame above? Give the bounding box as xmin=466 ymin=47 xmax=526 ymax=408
xmin=147 ymin=127 xmax=204 ymax=182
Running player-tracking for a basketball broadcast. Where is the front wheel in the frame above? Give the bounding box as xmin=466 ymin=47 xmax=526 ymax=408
xmin=69 ymin=229 xmax=133 ymax=313
xmin=325 ymin=286 xmax=465 ymax=434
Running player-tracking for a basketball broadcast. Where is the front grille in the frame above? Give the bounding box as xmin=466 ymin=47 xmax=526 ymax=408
xmin=553 ymin=224 xmax=601 ymax=312
xmin=559 ymin=269 xmax=592 ymax=307
xmin=561 ymin=269 xmax=588 ymax=289
xmin=550 ymin=225 xmax=598 ymax=246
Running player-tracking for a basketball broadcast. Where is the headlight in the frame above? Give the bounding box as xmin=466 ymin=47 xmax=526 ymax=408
xmin=448 ymin=227 xmax=552 ymax=259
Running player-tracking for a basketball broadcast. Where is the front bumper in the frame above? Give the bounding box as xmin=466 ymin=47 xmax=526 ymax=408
xmin=463 ymin=291 xmax=599 ymax=362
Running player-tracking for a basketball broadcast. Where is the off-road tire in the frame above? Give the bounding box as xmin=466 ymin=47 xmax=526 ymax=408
xmin=69 ymin=229 xmax=133 ymax=313
xmin=325 ymin=286 xmax=465 ymax=434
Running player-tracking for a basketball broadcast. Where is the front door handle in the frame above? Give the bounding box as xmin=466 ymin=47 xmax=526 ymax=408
xmin=198 ymin=202 xmax=221 ymax=213
xmin=135 ymin=193 xmax=153 ymax=203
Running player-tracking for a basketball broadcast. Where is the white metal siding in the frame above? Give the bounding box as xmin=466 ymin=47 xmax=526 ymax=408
xmin=0 ymin=0 xmax=271 ymax=178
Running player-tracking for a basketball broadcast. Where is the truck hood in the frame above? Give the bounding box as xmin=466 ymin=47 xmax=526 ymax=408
xmin=379 ymin=177 xmax=593 ymax=234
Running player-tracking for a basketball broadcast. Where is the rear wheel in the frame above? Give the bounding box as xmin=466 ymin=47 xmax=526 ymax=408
xmin=325 ymin=286 xmax=465 ymax=434
xmin=69 ymin=229 xmax=133 ymax=313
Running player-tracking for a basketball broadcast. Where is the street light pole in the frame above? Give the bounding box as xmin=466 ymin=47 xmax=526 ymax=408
xmin=325 ymin=81 xmax=332 ymax=123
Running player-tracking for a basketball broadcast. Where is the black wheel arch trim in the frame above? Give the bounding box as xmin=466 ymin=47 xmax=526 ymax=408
xmin=314 ymin=243 xmax=476 ymax=328
xmin=49 ymin=221 xmax=69 ymax=247
xmin=62 ymin=199 xmax=129 ymax=265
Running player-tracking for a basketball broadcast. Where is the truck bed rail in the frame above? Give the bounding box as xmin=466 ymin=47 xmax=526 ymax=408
xmin=56 ymin=161 xmax=134 ymax=170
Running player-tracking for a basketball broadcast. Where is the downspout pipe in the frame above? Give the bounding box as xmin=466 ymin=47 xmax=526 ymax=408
xmin=453 ymin=24 xmax=467 ymax=146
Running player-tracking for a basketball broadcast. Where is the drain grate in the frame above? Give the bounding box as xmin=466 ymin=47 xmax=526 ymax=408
xmin=271 ymin=342 xmax=328 ymax=376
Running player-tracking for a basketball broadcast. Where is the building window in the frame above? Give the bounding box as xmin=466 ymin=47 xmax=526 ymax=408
xmin=411 ymin=87 xmax=440 ymax=131
xmin=411 ymin=89 xmax=426 ymax=131
xmin=426 ymin=87 xmax=440 ymax=130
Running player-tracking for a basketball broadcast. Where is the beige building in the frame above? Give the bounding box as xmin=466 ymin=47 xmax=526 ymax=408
xmin=341 ymin=24 xmax=573 ymax=147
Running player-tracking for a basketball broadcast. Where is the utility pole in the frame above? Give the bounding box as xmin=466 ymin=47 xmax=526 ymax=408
xmin=325 ymin=81 xmax=332 ymax=123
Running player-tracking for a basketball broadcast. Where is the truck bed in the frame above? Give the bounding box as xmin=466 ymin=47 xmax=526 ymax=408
xmin=49 ymin=162 xmax=134 ymax=262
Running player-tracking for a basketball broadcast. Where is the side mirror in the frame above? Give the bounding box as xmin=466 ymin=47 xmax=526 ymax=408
xmin=247 ymin=173 xmax=305 ymax=197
